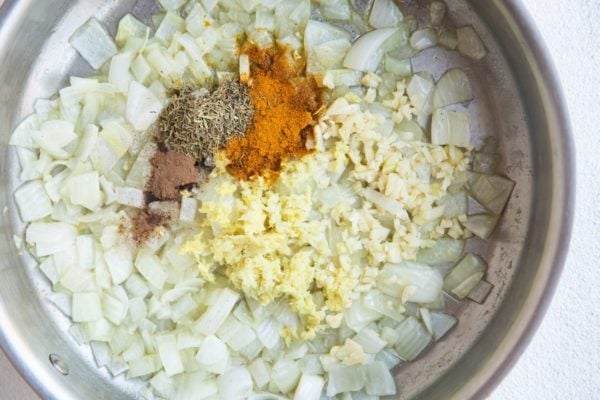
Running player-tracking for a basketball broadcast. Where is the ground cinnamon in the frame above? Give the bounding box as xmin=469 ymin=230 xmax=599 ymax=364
xmin=147 ymin=148 xmax=199 ymax=200
xmin=224 ymin=44 xmax=322 ymax=181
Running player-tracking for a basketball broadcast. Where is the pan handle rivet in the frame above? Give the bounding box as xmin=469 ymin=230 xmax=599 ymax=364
xmin=49 ymin=354 xmax=69 ymax=376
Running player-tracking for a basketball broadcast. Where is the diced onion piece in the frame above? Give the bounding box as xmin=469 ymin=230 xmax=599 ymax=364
xmin=468 ymin=173 xmax=515 ymax=214
xmin=218 ymin=366 xmax=253 ymax=400
xmin=467 ymin=280 xmax=494 ymax=304
xmin=444 ymin=253 xmax=487 ymax=299
xmin=116 ymin=14 xmax=149 ymax=45
xmin=156 ymin=334 xmax=184 ymax=376
xmin=67 ymin=171 xmax=103 ymax=211
xmin=33 ymin=120 xmax=77 ymax=159
xmin=439 ymin=30 xmax=458 ymax=50
xmin=377 ymin=262 xmax=443 ymax=303
xmin=344 ymin=298 xmax=382 ymax=332
xmin=148 ymin=201 xmax=180 ymax=221
xmin=394 ymin=316 xmax=431 ymax=361
xmin=10 ymin=114 xmax=40 ymax=149
xmin=155 ymin=12 xmax=185 ymax=44
xmin=385 ymin=55 xmax=412 ymax=77
xmin=115 ymin=187 xmax=145 ymax=208
xmin=179 ymin=197 xmax=198 ymax=222
xmin=69 ymin=18 xmax=118 ymax=69
xmin=457 ymin=26 xmax=487 ymax=60
xmin=417 ymin=238 xmax=465 ymax=265
xmin=239 ymin=54 xmax=250 ymax=84
xmin=249 ymin=358 xmax=271 ymax=389
xmin=125 ymin=142 xmax=157 ymax=188
xmin=136 ymin=249 xmax=168 ymax=289
xmin=76 ymin=124 xmax=99 ymax=161
xmin=437 ymin=191 xmax=468 ymax=219
xmin=128 ymin=355 xmax=161 ymax=378
xmin=150 ymin=371 xmax=173 ymax=398
xmin=353 ymin=328 xmax=387 ymax=354
xmin=72 ymin=292 xmax=103 ymax=322
xmin=410 ymin=28 xmax=437 ymax=51
xmin=14 ymin=180 xmax=53 ymax=222
xmin=47 ymin=292 xmax=72 ymax=316
xmin=326 ymin=364 xmax=366 ymax=396
xmin=431 ymin=109 xmax=471 ymax=148
xmin=108 ymin=52 xmax=134 ymax=94
xmin=463 ymin=213 xmax=498 ymax=239
xmin=429 ymin=1 xmax=447 ymax=26
xmin=293 ymin=374 xmax=324 ymax=400
xmin=406 ymin=73 xmax=434 ymax=127
xmin=158 ymin=0 xmax=187 ymax=11
xmin=320 ymin=0 xmax=351 ymax=21
xmin=104 ymin=245 xmax=134 ymax=285
xmin=126 ymin=81 xmax=163 ymax=131
xmin=255 ymin=318 xmax=282 ymax=349
xmin=194 ymin=288 xmax=240 ymax=335
xmin=26 ymin=222 xmax=77 ymax=257
xmin=271 ymin=358 xmax=301 ymax=394
xmin=90 ymin=341 xmax=112 ymax=368
xmin=363 ymin=187 xmax=409 ymax=220
xmin=429 ymin=311 xmax=457 ymax=341
xmin=343 ymin=28 xmax=399 ymax=72
xmin=365 ymin=361 xmax=396 ymax=396
xmin=369 ymin=0 xmax=404 ymax=29
xmin=362 ymin=290 xmax=406 ymax=322
xmin=433 ymin=68 xmax=473 ymax=109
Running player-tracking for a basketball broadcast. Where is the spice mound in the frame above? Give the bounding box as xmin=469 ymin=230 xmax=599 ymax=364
xmin=147 ymin=148 xmax=199 ymax=201
xmin=157 ymin=81 xmax=254 ymax=163
xmin=224 ymin=45 xmax=322 ymax=181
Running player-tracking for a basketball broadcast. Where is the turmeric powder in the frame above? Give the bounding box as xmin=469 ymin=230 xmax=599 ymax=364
xmin=224 ymin=45 xmax=322 ymax=181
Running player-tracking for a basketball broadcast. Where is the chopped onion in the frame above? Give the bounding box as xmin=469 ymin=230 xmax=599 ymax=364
xmin=108 ymin=52 xmax=134 ymax=94
xmin=433 ymin=68 xmax=473 ymax=109
xmin=326 ymin=364 xmax=366 ymax=396
xmin=26 ymin=222 xmax=77 ymax=257
xmin=365 ymin=361 xmax=396 ymax=396
xmin=429 ymin=311 xmax=457 ymax=341
xmin=271 ymin=358 xmax=301 ymax=394
xmin=467 ymin=280 xmax=494 ymax=304
xmin=343 ymin=28 xmax=399 ymax=72
xmin=218 ymin=366 xmax=253 ymax=400
xmin=72 ymin=292 xmax=103 ymax=322
xmin=136 ymin=249 xmax=169 ymax=290
xmin=67 ymin=171 xmax=103 ymax=211
xmin=69 ymin=18 xmax=118 ymax=69
xmin=443 ymin=253 xmax=487 ymax=299
xmin=319 ymin=0 xmax=351 ymax=21
xmin=126 ymin=81 xmax=164 ymax=131
xmin=377 ymin=263 xmax=443 ymax=304
xmin=394 ymin=316 xmax=431 ymax=361
xmin=104 ymin=245 xmax=134 ymax=285
xmin=368 ymin=0 xmax=404 ymax=29
xmin=438 ymin=30 xmax=458 ymax=50
xmin=156 ymin=334 xmax=185 ymax=376
xmin=353 ymin=328 xmax=387 ymax=354
xmin=14 ymin=180 xmax=53 ymax=222
xmin=116 ymin=14 xmax=149 ymax=45
xmin=468 ymin=173 xmax=515 ymax=214
xmin=293 ymin=374 xmax=324 ymax=400
xmin=249 ymin=358 xmax=271 ymax=389
xmin=463 ymin=213 xmax=498 ymax=239
xmin=431 ymin=108 xmax=471 ymax=148
xmin=457 ymin=26 xmax=487 ymax=60
xmin=410 ymin=28 xmax=437 ymax=51
xmin=417 ymin=238 xmax=465 ymax=265
xmin=429 ymin=1 xmax=447 ymax=26
xmin=194 ymin=288 xmax=240 ymax=335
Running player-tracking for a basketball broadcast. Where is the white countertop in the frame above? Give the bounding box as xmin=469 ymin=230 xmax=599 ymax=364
xmin=1 ymin=0 xmax=598 ymax=399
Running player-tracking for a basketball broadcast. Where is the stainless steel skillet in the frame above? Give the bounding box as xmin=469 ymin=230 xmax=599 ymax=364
xmin=0 ymin=0 xmax=574 ymax=399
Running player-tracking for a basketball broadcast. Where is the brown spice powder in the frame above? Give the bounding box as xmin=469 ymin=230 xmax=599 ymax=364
xmin=131 ymin=210 xmax=169 ymax=245
xmin=147 ymin=149 xmax=199 ymax=201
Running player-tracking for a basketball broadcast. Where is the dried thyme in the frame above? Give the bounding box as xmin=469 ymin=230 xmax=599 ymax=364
xmin=157 ymin=80 xmax=254 ymax=161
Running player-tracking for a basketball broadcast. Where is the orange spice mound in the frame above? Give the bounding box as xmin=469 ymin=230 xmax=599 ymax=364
xmin=224 ymin=44 xmax=322 ymax=181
